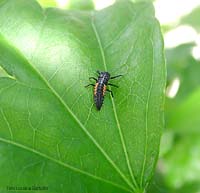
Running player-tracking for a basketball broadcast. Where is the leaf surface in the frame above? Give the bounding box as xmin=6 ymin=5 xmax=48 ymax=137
xmin=0 ymin=0 xmax=165 ymax=192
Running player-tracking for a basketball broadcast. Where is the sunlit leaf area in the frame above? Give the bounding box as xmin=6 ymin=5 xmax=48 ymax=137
xmin=0 ymin=0 xmax=199 ymax=193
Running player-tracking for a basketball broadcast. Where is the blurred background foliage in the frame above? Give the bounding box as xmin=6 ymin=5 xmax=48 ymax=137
xmin=18 ymin=0 xmax=200 ymax=192
xmin=150 ymin=0 xmax=200 ymax=192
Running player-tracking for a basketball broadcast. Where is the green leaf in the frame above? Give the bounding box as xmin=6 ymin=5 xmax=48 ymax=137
xmin=0 ymin=0 xmax=165 ymax=192
xmin=180 ymin=6 xmax=200 ymax=32
xmin=166 ymin=43 xmax=200 ymax=102
xmin=165 ymin=43 xmax=200 ymax=132
xmin=159 ymin=131 xmax=174 ymax=157
xmin=37 ymin=0 xmax=57 ymax=8
xmin=147 ymin=169 xmax=200 ymax=193
xmin=168 ymin=88 xmax=200 ymax=133
xmin=67 ymin=0 xmax=94 ymax=10
xmin=162 ymin=134 xmax=200 ymax=188
xmin=37 ymin=0 xmax=94 ymax=10
xmin=0 ymin=67 xmax=9 ymax=77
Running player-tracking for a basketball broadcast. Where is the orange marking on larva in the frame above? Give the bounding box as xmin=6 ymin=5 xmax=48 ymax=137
xmin=94 ymin=83 xmax=98 ymax=95
xmin=103 ymin=85 xmax=107 ymax=96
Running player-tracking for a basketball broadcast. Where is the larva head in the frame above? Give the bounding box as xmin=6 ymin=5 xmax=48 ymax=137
xmin=99 ymin=71 xmax=110 ymax=80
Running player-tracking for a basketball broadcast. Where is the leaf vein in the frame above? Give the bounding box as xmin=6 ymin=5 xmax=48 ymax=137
xmin=0 ymin=137 xmax=132 ymax=192
xmin=0 ymin=108 xmax=13 ymax=140
xmin=91 ymin=11 xmax=138 ymax=190
xmin=140 ymin=38 xmax=155 ymax=187
xmin=0 ymin=29 xmax=133 ymax=191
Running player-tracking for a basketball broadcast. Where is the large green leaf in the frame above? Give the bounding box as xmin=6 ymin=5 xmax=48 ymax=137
xmin=0 ymin=0 xmax=165 ymax=192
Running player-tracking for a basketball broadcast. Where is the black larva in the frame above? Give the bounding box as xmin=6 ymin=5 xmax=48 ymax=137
xmin=85 ymin=70 xmax=122 ymax=110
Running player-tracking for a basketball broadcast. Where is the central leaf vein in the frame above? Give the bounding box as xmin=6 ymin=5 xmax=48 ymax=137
xmin=91 ymin=11 xmax=138 ymax=189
